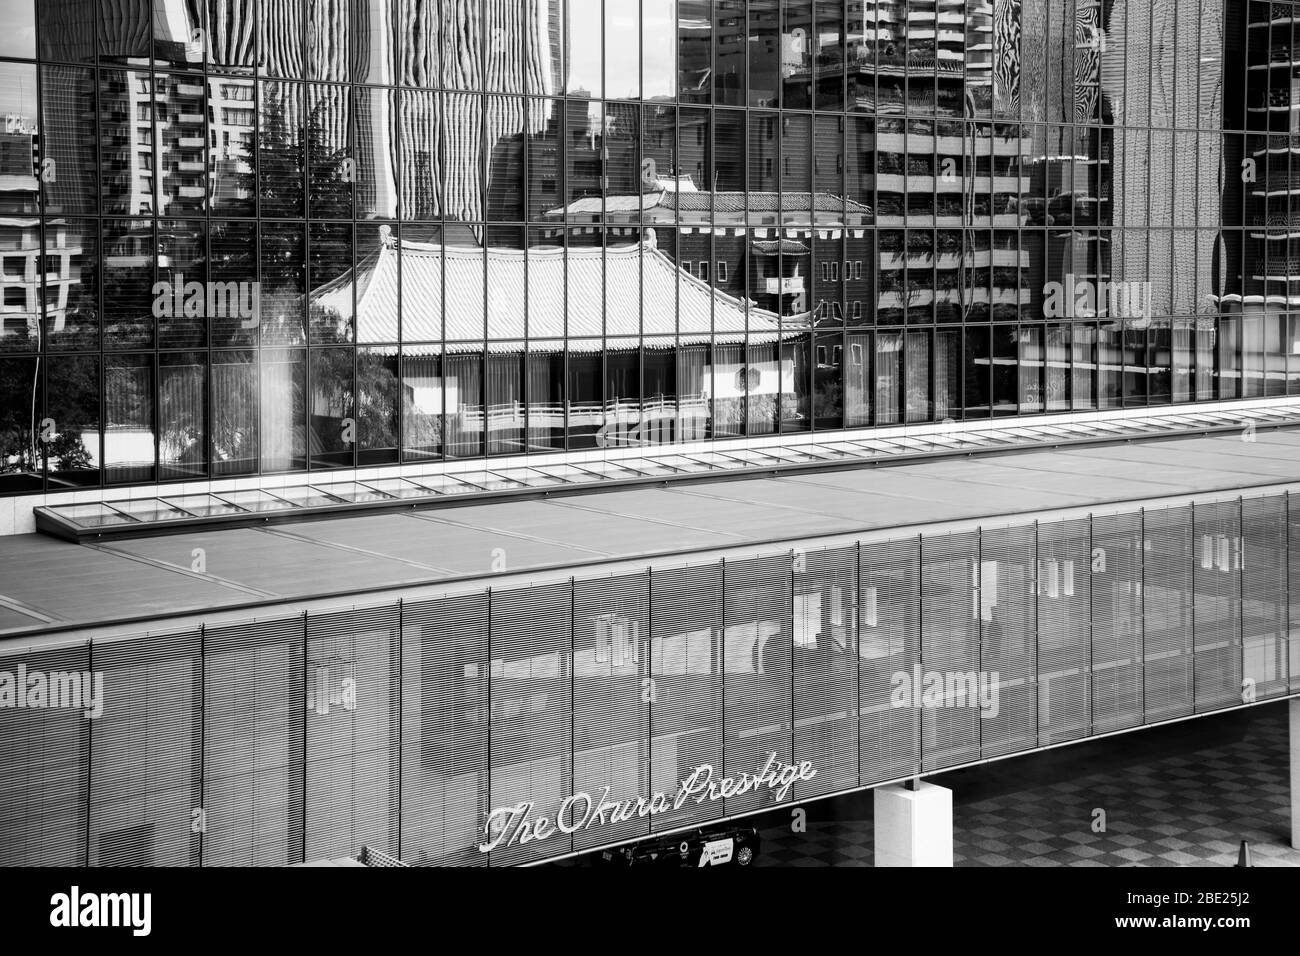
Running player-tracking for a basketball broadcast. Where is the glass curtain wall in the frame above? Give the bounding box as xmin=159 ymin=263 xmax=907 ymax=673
xmin=0 ymin=0 xmax=1283 ymax=494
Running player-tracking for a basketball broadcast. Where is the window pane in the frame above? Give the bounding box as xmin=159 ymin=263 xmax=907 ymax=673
xmin=41 ymin=65 xmax=97 ymax=215
xmin=567 ymin=345 xmax=602 ymax=449
xmin=679 ymin=0 xmax=711 ymax=104
xmin=209 ymin=77 xmax=256 ymax=216
xmin=259 ymin=0 xmax=304 ymax=77
xmin=261 ymin=222 xmax=306 ymax=346
xmin=205 ymin=0 xmax=256 ymax=74
xmin=814 ymin=0 xmax=845 ymax=112
xmin=309 ymin=222 xmax=353 ymax=344
xmin=0 ymin=355 xmax=42 ymax=492
xmin=402 ymin=345 xmax=443 ymax=461
xmin=713 ymin=1 xmax=744 ymax=106
xmin=39 ymin=0 xmax=94 ymax=63
xmin=643 ymin=0 xmax=676 ymax=102
xmin=606 ymin=0 xmax=639 ymax=100
xmin=103 ymin=218 xmax=154 ymax=350
xmin=260 ymin=348 xmax=305 ymax=471
xmin=101 ymin=69 xmax=155 ymax=216
xmin=568 ymin=0 xmax=602 ymax=98
xmin=157 ymin=219 xmax=206 ymax=349
xmin=45 ymin=219 xmax=99 ymax=352
xmin=47 ymin=353 xmax=100 ymax=487
xmin=210 ymin=220 xmax=257 ymax=348
xmin=155 ymin=71 xmax=207 ymax=216
xmin=310 ymin=347 xmax=355 ymax=468
xmin=783 ymin=0 xmax=813 ymax=109
xmin=399 ymin=89 xmax=441 ymax=220
xmin=258 ymin=80 xmax=305 ymax=218
xmin=748 ymin=0 xmax=778 ymax=108
xmin=358 ymin=347 xmax=399 ymax=464
xmin=446 ymin=350 xmax=483 ymax=457
xmin=212 ymin=349 xmax=257 ymax=475
xmin=105 ymin=353 xmax=155 ymax=484
xmin=159 ymin=350 xmax=206 ymax=479
xmin=355 ymin=86 xmax=398 ymax=219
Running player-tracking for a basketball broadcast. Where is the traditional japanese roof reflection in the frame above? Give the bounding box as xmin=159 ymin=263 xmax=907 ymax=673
xmin=326 ymin=234 xmax=809 ymax=350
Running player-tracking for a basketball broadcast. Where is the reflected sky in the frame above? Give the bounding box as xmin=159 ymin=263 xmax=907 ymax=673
xmin=0 ymin=0 xmax=34 ymax=60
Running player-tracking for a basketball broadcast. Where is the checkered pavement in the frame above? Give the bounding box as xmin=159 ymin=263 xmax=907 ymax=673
xmin=755 ymin=700 xmax=1299 ymax=867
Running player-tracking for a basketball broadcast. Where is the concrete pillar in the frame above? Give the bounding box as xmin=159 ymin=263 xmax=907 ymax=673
xmin=1291 ymin=699 xmax=1300 ymax=851
xmin=874 ymin=780 xmax=954 ymax=867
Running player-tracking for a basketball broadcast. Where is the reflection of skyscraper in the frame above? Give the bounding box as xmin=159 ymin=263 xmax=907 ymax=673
xmin=400 ymin=0 xmax=556 ymax=239
xmin=1106 ymin=0 xmax=1225 ymax=320
xmin=869 ymin=0 xmax=1031 ymax=323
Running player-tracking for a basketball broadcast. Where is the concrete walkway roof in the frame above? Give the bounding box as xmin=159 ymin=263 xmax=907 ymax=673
xmin=3 ymin=428 xmax=1300 ymax=641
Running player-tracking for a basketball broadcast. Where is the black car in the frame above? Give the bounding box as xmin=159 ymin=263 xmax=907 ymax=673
xmin=599 ymin=825 xmax=761 ymax=868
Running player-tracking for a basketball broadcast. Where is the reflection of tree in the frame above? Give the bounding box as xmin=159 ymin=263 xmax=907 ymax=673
xmin=358 ymin=353 xmax=399 ymax=449
xmin=38 ymin=355 xmax=98 ymax=478
xmin=813 ymin=372 xmax=843 ymax=420
xmin=212 ymin=356 xmax=257 ymax=472
xmin=307 ymin=107 xmax=353 ymax=218
xmin=159 ymin=367 xmax=204 ymax=469
xmin=310 ymin=348 xmax=353 ymax=456
xmin=0 ymin=358 xmax=38 ymax=476
xmin=249 ymin=88 xmax=303 ymax=218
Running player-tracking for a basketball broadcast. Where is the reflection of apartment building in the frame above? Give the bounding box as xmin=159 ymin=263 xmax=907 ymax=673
xmin=867 ymin=0 xmax=1030 ymax=324
xmin=678 ymin=0 xmax=747 ymax=103
xmin=0 ymin=119 xmax=43 ymax=343
xmin=544 ymin=187 xmax=871 ymax=325
xmin=99 ymin=70 xmax=156 ymax=216
xmin=208 ymin=78 xmax=256 ymax=212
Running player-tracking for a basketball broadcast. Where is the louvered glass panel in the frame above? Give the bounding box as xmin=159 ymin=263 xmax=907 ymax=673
xmin=487 ymin=581 xmax=573 ymax=866
xmin=859 ymin=537 xmax=921 ymax=784
xmin=572 ymin=572 xmax=651 ymax=851
xmin=401 ymin=591 xmax=488 ymax=867
xmin=202 ymin=616 xmax=305 ymax=866
xmin=1091 ymin=512 xmax=1144 ymax=733
xmin=978 ymin=525 xmax=1037 ymax=758
xmin=90 ymin=628 xmax=201 ymax=866
xmin=1242 ymin=496 xmax=1289 ymax=701
xmin=1035 ymin=518 xmax=1092 ymax=746
xmin=920 ymin=531 xmax=981 ymax=771
xmin=793 ymin=545 xmax=858 ymax=801
xmin=1291 ymin=493 xmax=1300 ymax=692
xmin=0 ymin=641 xmax=90 ymax=866
xmin=648 ymin=562 xmax=724 ymax=833
xmin=721 ymin=554 xmax=794 ymax=816
xmin=1194 ymin=499 xmax=1242 ymax=712
xmin=1143 ymin=507 xmax=1194 ymax=723
xmin=305 ymin=605 xmax=400 ymax=862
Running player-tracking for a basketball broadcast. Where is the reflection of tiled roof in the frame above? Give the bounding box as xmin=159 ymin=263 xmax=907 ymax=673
xmin=546 ymin=190 xmax=873 ymax=220
xmin=331 ymin=237 xmax=808 ymax=352
xmin=662 ymin=191 xmax=874 ymax=216
xmin=751 ymin=239 xmax=810 ymax=255
xmin=547 ymin=193 xmax=664 ymax=217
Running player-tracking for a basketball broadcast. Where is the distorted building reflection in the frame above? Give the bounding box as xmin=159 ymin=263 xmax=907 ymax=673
xmin=1 ymin=0 xmax=1296 ymax=494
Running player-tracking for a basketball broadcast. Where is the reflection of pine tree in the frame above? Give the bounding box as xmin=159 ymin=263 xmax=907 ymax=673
xmin=306 ymin=105 xmax=353 ymax=219
xmin=250 ymin=88 xmax=303 ymax=218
